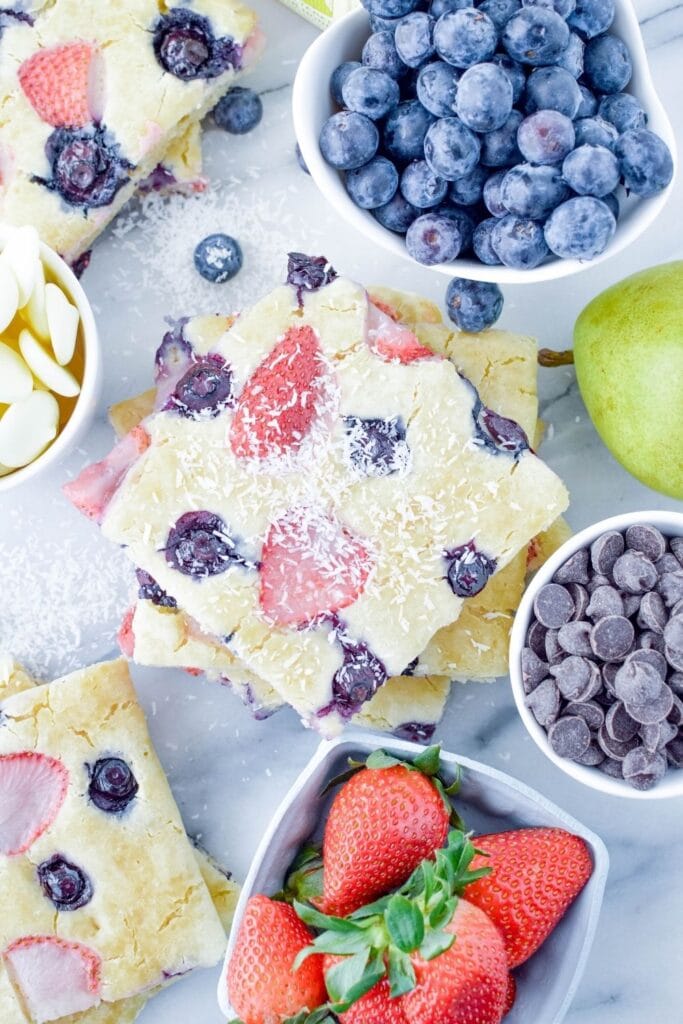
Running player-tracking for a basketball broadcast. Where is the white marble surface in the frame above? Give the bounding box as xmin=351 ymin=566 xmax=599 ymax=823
xmin=1 ymin=1 xmax=682 ymax=1020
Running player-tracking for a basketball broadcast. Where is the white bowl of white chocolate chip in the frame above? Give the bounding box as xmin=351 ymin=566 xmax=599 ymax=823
xmin=0 ymin=226 xmax=100 ymax=491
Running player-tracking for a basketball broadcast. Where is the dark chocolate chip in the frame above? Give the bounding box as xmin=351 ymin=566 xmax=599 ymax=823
xmin=624 ymin=684 xmax=674 ymax=725
xmin=665 ymin=644 xmax=683 ymax=672
xmin=667 ymin=693 xmax=683 ymax=725
xmin=544 ymin=629 xmax=565 ymax=665
xmin=622 ymin=594 xmax=642 ymax=618
xmin=669 ymin=672 xmax=683 ymax=697
xmin=585 ymin=585 xmax=624 ymax=621
xmin=574 ymin=741 xmax=605 ymax=766
xmin=663 ymin=615 xmax=683 ymax=653
xmin=656 ymin=553 xmax=681 ymax=575
xmin=670 ymin=537 xmax=683 ymax=567
xmin=567 ymin=583 xmax=589 ymax=620
xmin=527 ymin=620 xmax=548 ymax=659
xmin=587 ymin=573 xmax=611 ymax=593
xmin=627 ymin=648 xmax=668 ymax=679
xmin=597 ymin=723 xmax=638 ymax=760
xmin=525 ymin=677 xmax=560 ymax=727
xmin=658 ymin=571 xmax=683 ymax=608
xmin=612 ymin=551 xmax=658 ymax=594
xmin=605 ymin=701 xmax=639 ymax=742
xmin=590 ymin=615 xmax=634 ymax=661
xmin=599 ymin=756 xmax=624 ymax=778
xmin=625 ymin=524 xmax=666 ymax=562
xmin=553 ymin=548 xmax=590 ymax=585
xmin=614 ymin=660 xmax=663 ymax=705
xmin=637 ymin=591 xmax=667 ymax=634
xmin=566 ymin=699 xmax=605 ymax=731
xmin=602 ymin=661 xmax=620 ymax=695
xmin=521 ymin=647 xmax=549 ymax=693
xmin=640 ymin=720 xmax=677 ymax=754
xmin=548 ymin=715 xmax=591 ymax=758
xmin=590 ymin=530 xmax=624 ymax=575
xmin=622 ymin=746 xmax=667 ymax=790
xmin=638 ymin=630 xmax=666 ymax=654
xmin=557 ymin=620 xmax=594 ymax=657
xmin=550 ymin=655 xmax=598 ymax=701
xmin=533 ymin=583 xmax=575 ymax=628
xmin=666 ymin=735 xmax=683 ymax=767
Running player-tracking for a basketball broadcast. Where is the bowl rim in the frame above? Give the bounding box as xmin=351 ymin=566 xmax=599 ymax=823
xmin=509 ymin=509 xmax=683 ymax=799
xmin=0 ymin=234 xmax=101 ymax=493
xmin=292 ymin=6 xmax=678 ymax=285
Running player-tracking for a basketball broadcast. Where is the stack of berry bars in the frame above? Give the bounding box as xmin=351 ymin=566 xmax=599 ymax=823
xmin=66 ymin=256 xmax=569 ymax=736
xmin=0 ymin=0 xmax=261 ymax=262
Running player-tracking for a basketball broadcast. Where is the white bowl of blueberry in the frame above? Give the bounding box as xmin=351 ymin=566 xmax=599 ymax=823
xmin=293 ymin=0 xmax=676 ymax=286
xmin=510 ymin=512 xmax=683 ymax=799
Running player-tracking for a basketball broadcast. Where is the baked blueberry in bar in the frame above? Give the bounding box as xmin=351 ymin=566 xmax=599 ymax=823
xmin=0 ymin=0 xmax=261 ymax=260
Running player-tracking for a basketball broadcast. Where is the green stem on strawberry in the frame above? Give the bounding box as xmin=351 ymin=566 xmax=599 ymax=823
xmin=277 ymin=844 xmax=325 ymax=905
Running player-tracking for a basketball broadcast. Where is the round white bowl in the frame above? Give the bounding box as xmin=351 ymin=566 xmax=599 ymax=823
xmin=0 ymin=236 xmax=101 ymax=494
xmin=510 ymin=510 xmax=683 ymax=799
xmin=293 ymin=7 xmax=678 ymax=285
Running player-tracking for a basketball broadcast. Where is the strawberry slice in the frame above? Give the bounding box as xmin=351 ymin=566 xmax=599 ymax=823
xmin=18 ymin=43 xmax=100 ymax=129
xmin=259 ymin=506 xmax=373 ymax=626
xmin=4 ymin=936 xmax=101 ymax=1021
xmin=366 ymin=303 xmax=434 ymax=364
xmin=0 ymin=753 xmax=68 ymax=856
xmin=230 ymin=325 xmax=337 ymax=461
xmin=63 ymin=425 xmax=150 ymax=523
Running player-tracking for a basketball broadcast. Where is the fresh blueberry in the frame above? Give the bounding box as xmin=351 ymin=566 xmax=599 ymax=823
xmin=331 ymin=638 xmax=387 ymax=715
xmin=165 ymin=511 xmax=248 ymax=578
xmin=399 ymin=66 xmax=421 ymax=100
xmin=445 ymin=540 xmax=496 ymax=597
xmin=164 ymin=355 xmax=234 ymax=418
xmin=213 ymin=87 xmax=262 ymax=134
xmin=448 ymin=164 xmax=488 ymax=204
xmin=438 ymin=204 xmax=475 ymax=250
xmin=576 ymin=84 xmax=598 ymax=118
xmin=295 ymin=143 xmax=310 ymax=174
xmin=455 ymin=62 xmax=513 ymax=132
xmin=483 ymin=169 xmax=509 ymax=216
xmin=88 ymin=757 xmax=139 ymax=814
xmin=330 ymin=61 xmax=362 ymax=104
xmin=478 ymin=0 xmax=521 ymax=29
xmin=525 ymin=67 xmax=581 ymax=117
xmin=347 ymin=156 xmax=399 ymax=209
xmin=361 ymin=0 xmax=420 ymax=16
xmin=476 ymin=406 xmax=530 ymax=454
xmin=400 ymin=159 xmax=448 ymax=207
xmin=522 ymin=0 xmax=575 ymax=17
xmin=517 ymin=111 xmax=575 ymax=165
xmin=481 ymin=110 xmax=523 ymax=167
xmin=319 ymin=111 xmax=379 ymax=169
xmin=584 ymin=34 xmax=632 ymax=94
xmin=491 ymin=54 xmax=527 ymax=104
xmin=286 ymin=253 xmax=337 ymax=298
xmin=37 ymin=856 xmax=93 ymax=911
xmin=446 ymin=277 xmax=503 ymax=331
xmin=502 ymin=8 xmax=570 ymax=66
xmin=430 ymin=0 xmax=473 ymax=14
xmin=573 ymin=115 xmax=618 ymax=150
xmin=601 ymin=190 xmax=620 ymax=219
xmin=374 ymin=191 xmax=420 ymax=232
xmin=424 ymin=117 xmax=480 ymax=180
xmin=362 ymin=32 xmax=407 ymax=79
xmin=38 ymin=127 xmax=133 ymax=209
xmin=193 ymin=233 xmax=242 ymax=283
xmin=544 ymin=196 xmax=616 ymax=259
xmin=406 ymin=212 xmax=463 ymax=263
xmin=395 ymin=12 xmax=436 ymax=66
xmin=342 ymin=66 xmax=400 ymax=120
xmin=562 ymin=144 xmax=620 ymax=197
xmin=394 ymin=721 xmax=437 ymax=742
xmin=433 ymin=9 xmax=498 ymax=68
xmin=155 ymin=318 xmax=192 ymax=382
xmin=416 ymin=60 xmax=459 ymax=117
xmin=556 ymin=32 xmax=584 ymax=77
xmin=344 ymin=416 xmax=409 ymax=476
xmin=615 ymin=129 xmax=674 ymax=198
xmin=136 ymin=568 xmax=177 ymax=608
xmin=501 ymin=161 xmax=570 ymax=215
xmin=491 ymin=214 xmax=549 ymax=267
xmin=598 ymin=93 xmax=647 ymax=133
xmin=383 ymin=100 xmax=436 ymax=162
xmin=567 ymin=0 xmax=615 ymax=38
xmin=153 ymin=9 xmax=242 ymax=79
xmin=370 ymin=13 xmax=405 ymax=29
xmin=473 ymin=217 xmax=503 ymax=263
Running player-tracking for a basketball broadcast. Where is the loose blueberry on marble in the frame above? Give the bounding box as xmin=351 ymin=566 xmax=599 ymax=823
xmin=342 ymin=66 xmax=400 ymax=120
xmin=37 ymin=855 xmax=93 ymax=912
xmin=153 ymin=9 xmax=241 ymax=80
xmin=517 ymin=112 xmax=576 ymax=166
xmin=38 ymin=127 xmax=133 ymax=209
xmin=400 ymin=160 xmax=448 ymax=208
xmin=88 ymin=757 xmax=138 ymax=814
xmin=374 ymin=192 xmax=420 ymax=233
xmin=616 ymin=129 xmax=674 ymax=198
xmin=584 ymin=33 xmax=632 ymax=95
xmin=525 ymin=67 xmax=581 ymax=117
xmin=165 ymin=511 xmax=247 ymax=578
xmin=416 ymin=61 xmax=459 ymax=117
xmin=331 ymin=640 xmax=387 ymax=716
xmin=344 ymin=416 xmax=409 ymax=477
xmin=433 ymin=9 xmax=498 ymax=68
xmin=165 ymin=356 xmax=234 ymax=419
xmin=406 ymin=212 xmax=462 ymax=264
xmin=445 ymin=278 xmax=503 ymax=332
xmin=562 ymin=145 xmax=620 ymax=198
xmin=213 ymin=87 xmax=263 ymax=134
xmin=319 ymin=111 xmax=379 ymax=170
xmin=362 ymin=32 xmax=407 ymax=79
xmin=136 ymin=568 xmax=177 ymax=608
xmin=544 ymin=196 xmax=616 ymax=260
xmin=287 ymin=252 xmax=337 ymax=300
xmin=445 ymin=540 xmax=496 ymax=597
xmin=347 ymin=157 xmax=399 ymax=209
xmin=455 ymin=62 xmax=513 ymax=132
xmin=331 ymin=61 xmax=362 ymax=105
xmin=491 ymin=215 xmax=549 ymax=269
xmin=193 ymin=234 xmax=243 ymax=283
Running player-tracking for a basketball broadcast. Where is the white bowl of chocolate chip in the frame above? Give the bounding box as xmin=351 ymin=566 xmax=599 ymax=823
xmin=510 ymin=511 xmax=683 ymax=798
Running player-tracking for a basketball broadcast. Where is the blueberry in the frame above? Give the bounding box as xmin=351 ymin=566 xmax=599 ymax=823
xmin=573 ymin=115 xmax=618 ymax=150
xmin=567 ymin=0 xmax=615 ymax=38
xmin=361 ymin=0 xmax=420 ymax=15
xmin=342 ymin=66 xmax=400 ymax=120
xmin=295 ymin=143 xmax=310 ymax=174
xmin=37 ymin=856 xmax=93 ymax=911
xmin=165 ymin=511 xmax=248 ymax=577
xmin=399 ymin=66 xmax=421 ymax=100
xmin=473 ymin=217 xmax=503 ymax=263
xmin=601 ymin=190 xmax=620 ymax=219
xmin=88 ymin=757 xmax=138 ymax=814
xmin=476 ymin=406 xmax=530 ymax=454
xmin=516 ymin=110 xmax=575 ymax=166
xmin=136 ymin=568 xmax=177 ymax=608
xmin=164 ymin=355 xmax=234 ymax=418
xmin=491 ymin=54 xmax=527 ymax=104
xmin=374 ymin=191 xmax=420 ymax=232
xmin=544 ymin=196 xmax=616 ymax=259
xmin=522 ymin=0 xmax=575 ymax=17
xmin=616 ymin=129 xmax=674 ymax=198
xmin=406 ymin=212 xmax=463 ymax=263
xmin=152 ymin=9 xmax=241 ymax=80
xmin=576 ymin=84 xmax=598 ymax=118
xmin=584 ymin=34 xmax=632 ymax=94
xmin=395 ymin=12 xmax=436 ymax=66
xmin=331 ymin=638 xmax=387 ymax=715
xmin=438 ymin=204 xmax=476 ymax=250
xmin=330 ymin=61 xmax=362 ymax=104
xmin=394 ymin=721 xmax=437 ymax=742
xmin=455 ymin=63 xmax=513 ymax=132
xmin=501 ymin=161 xmax=570 ymax=216
xmin=362 ymin=32 xmax=407 ymax=79
xmin=449 ymin=164 xmax=488 ymax=204
xmin=491 ymin=214 xmax=549 ymax=267
xmin=319 ymin=111 xmax=379 ymax=170
xmin=213 ymin=87 xmax=262 ymax=134
xmin=562 ymin=144 xmax=620 ymax=197
xmin=445 ymin=540 xmax=496 ymax=597
xmin=416 ymin=60 xmax=459 ymax=117
xmin=424 ymin=117 xmax=480 ymax=180
xmin=598 ymin=93 xmax=647 ymax=133
xmin=430 ymin=0 xmax=473 ymax=14
xmin=39 ymin=126 xmax=133 ymax=209
xmin=347 ymin=156 xmax=399 ymax=208
xmin=193 ymin=233 xmax=242 ymax=283
xmin=478 ymin=0 xmax=521 ymax=29
xmin=556 ymin=32 xmax=584 ymax=77
xmin=344 ymin=416 xmax=409 ymax=476
xmin=370 ymin=13 xmax=405 ymax=29
xmin=433 ymin=9 xmax=498 ymax=69
xmin=155 ymin=318 xmax=192 ymax=382
xmin=525 ymin=67 xmax=581 ymax=118
xmin=483 ymin=170 xmax=509 ymax=216
xmin=286 ymin=253 xmax=337 ymax=298
xmin=446 ymin=277 xmax=503 ymax=331
xmin=383 ymin=100 xmax=436 ymax=162
xmin=481 ymin=110 xmax=523 ymax=166
xmin=502 ymin=8 xmax=570 ymax=66
xmin=400 ymin=159 xmax=448 ymax=207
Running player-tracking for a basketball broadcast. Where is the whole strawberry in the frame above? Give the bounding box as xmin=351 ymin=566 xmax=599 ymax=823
xmin=465 ymin=827 xmax=593 ymax=968
xmin=325 ymin=965 xmax=408 ymax=1024
xmin=227 ymin=895 xmax=326 ymax=1024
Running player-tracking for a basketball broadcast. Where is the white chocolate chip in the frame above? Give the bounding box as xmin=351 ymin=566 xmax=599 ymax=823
xmin=45 ymin=282 xmax=79 ymax=365
xmin=0 ymin=340 xmax=33 ymax=404
xmin=23 ymin=259 xmax=50 ymax=342
xmin=0 ymin=259 xmax=19 ymax=333
xmin=2 ymin=226 xmax=40 ymax=306
xmin=18 ymin=328 xmax=80 ymax=398
xmin=0 ymin=390 xmax=59 ymax=468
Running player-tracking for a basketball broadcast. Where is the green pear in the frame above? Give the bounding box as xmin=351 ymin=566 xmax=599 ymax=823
xmin=573 ymin=261 xmax=683 ymax=499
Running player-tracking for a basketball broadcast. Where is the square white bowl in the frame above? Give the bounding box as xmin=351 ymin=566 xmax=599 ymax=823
xmin=293 ymin=6 xmax=677 ymax=285
xmin=219 ymin=730 xmax=609 ymax=1023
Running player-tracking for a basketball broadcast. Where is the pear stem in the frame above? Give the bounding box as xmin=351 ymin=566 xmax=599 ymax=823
xmin=538 ymin=348 xmax=575 ymax=368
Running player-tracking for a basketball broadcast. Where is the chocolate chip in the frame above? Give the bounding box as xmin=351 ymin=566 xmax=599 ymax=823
xmin=663 ymin=615 xmax=683 ymax=653
xmin=566 ymin=700 xmax=605 ymax=731
xmin=598 ymin=723 xmax=638 ymax=760
xmin=550 ymin=656 xmax=597 ymax=701
xmin=548 ymin=715 xmax=591 ymax=758
xmin=666 ymin=735 xmax=683 ymax=767
xmin=638 ymin=630 xmax=665 ymax=654
xmin=573 ymin=741 xmax=605 ymax=766
xmin=671 ymin=599 xmax=683 ymax=618
xmin=587 ymin=573 xmax=611 ymax=593
xmin=614 ymin=660 xmax=663 ymax=705
xmin=590 ymin=615 xmax=634 ymax=661
xmin=602 ymin=661 xmax=620 ymax=695
xmin=622 ymin=594 xmax=642 ymax=618
xmin=624 ymin=684 xmax=674 ymax=725
xmin=637 ymin=591 xmax=667 ymax=634
xmin=667 ymin=693 xmax=683 ymax=725
xmin=545 ymin=629 xmax=565 ymax=665
xmin=591 ymin=530 xmax=624 ymax=574
xmin=627 ymin=648 xmax=667 ymax=679
xmin=670 ymin=537 xmax=683 ymax=567
xmin=656 ymin=553 xmax=681 ymax=575
xmin=599 ymin=756 xmax=624 ymax=778
xmin=567 ymin=583 xmax=589 ymax=620
xmin=640 ymin=720 xmax=677 ymax=754
xmin=527 ymin=620 xmax=548 ymax=659
xmin=553 ymin=548 xmax=590 ymax=585
xmin=586 ymin=585 xmax=624 ymax=621
xmin=526 ymin=677 xmax=560 ymax=727
xmin=557 ymin=620 xmax=594 ymax=657
xmin=665 ymin=644 xmax=683 ymax=672
xmin=521 ymin=647 xmax=548 ymax=693
xmin=669 ymin=672 xmax=683 ymax=697
xmin=622 ymin=746 xmax=667 ymax=790
xmin=605 ymin=701 xmax=639 ymax=742
xmin=533 ymin=583 xmax=575 ymax=628
xmin=612 ymin=551 xmax=658 ymax=594
xmin=658 ymin=571 xmax=683 ymax=608
xmin=625 ymin=524 xmax=667 ymax=562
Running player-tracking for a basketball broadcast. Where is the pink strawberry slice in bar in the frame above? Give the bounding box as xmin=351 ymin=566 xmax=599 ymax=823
xmin=18 ymin=42 xmax=102 ymax=129
xmin=0 ymin=753 xmax=68 ymax=856
xmin=259 ymin=506 xmax=374 ymax=626
xmin=4 ymin=937 xmax=102 ymax=1021
xmin=63 ymin=425 xmax=150 ymax=524
xmin=366 ymin=302 xmax=435 ymax=364
xmin=230 ymin=325 xmax=337 ymax=461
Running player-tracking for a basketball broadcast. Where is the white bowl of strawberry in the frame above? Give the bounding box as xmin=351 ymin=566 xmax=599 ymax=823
xmin=219 ymin=732 xmax=608 ymax=1024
